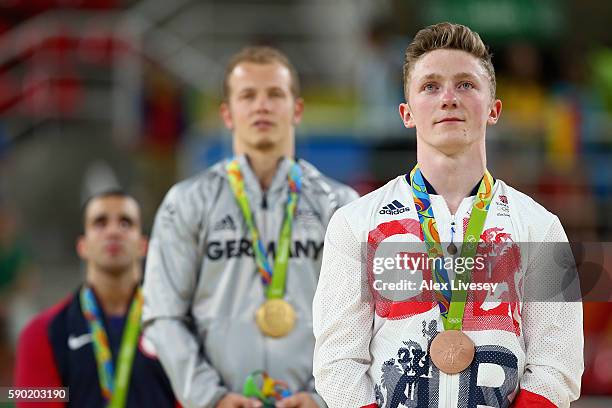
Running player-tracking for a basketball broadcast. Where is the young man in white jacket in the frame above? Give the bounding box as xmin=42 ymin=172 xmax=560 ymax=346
xmin=313 ymin=22 xmax=583 ymax=408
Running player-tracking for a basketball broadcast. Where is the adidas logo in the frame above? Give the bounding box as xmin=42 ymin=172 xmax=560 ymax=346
xmin=213 ymin=215 xmax=237 ymax=231
xmin=379 ymin=200 xmax=410 ymax=215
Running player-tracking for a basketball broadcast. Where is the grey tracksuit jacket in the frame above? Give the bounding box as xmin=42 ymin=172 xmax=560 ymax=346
xmin=142 ymin=155 xmax=359 ymax=408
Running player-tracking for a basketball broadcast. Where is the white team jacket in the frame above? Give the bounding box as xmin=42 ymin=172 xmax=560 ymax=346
xmin=313 ymin=174 xmax=583 ymax=408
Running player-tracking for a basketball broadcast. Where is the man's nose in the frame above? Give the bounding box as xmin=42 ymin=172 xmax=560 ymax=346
xmin=105 ymin=222 xmax=123 ymax=237
xmin=440 ymin=87 xmax=458 ymax=109
xmin=254 ymin=95 xmax=272 ymax=112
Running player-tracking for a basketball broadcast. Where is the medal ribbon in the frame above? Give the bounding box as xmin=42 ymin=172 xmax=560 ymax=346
xmin=80 ymin=286 xmax=143 ymax=408
xmin=226 ymin=158 xmax=301 ymax=299
xmin=409 ymin=164 xmax=493 ymax=330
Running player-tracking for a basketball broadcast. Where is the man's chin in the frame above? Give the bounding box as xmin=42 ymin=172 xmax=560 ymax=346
xmin=98 ymin=262 xmax=133 ymax=276
xmin=251 ymin=139 xmax=277 ymax=151
xmin=430 ymin=132 xmax=477 ymax=150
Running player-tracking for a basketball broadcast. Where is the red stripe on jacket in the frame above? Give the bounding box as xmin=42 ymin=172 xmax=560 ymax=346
xmin=513 ymin=389 xmax=556 ymax=407
xmin=14 ymin=297 xmax=71 ymax=408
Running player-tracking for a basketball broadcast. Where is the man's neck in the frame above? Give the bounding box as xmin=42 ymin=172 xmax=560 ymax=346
xmin=234 ymin=139 xmax=294 ymax=190
xmin=86 ymin=266 xmax=140 ymax=317
xmin=417 ymin=142 xmax=486 ymax=214
xmin=246 ymin=150 xmax=287 ymax=191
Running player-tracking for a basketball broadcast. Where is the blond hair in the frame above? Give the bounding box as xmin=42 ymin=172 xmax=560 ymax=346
xmin=223 ymin=46 xmax=300 ymax=101
xmin=403 ymin=22 xmax=495 ymax=100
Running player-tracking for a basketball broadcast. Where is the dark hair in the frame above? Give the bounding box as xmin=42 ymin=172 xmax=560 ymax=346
xmin=80 ymin=189 xmax=139 ymax=230
xmin=222 ymin=46 xmax=300 ymax=101
xmin=403 ymin=22 xmax=496 ymax=101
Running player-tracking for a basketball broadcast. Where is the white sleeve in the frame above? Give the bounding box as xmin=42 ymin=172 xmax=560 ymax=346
xmin=313 ymin=209 xmax=377 ymax=408
xmin=519 ymin=217 xmax=583 ymax=407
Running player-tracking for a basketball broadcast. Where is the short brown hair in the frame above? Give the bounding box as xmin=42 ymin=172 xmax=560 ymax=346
xmin=222 ymin=46 xmax=300 ymax=101
xmin=403 ymin=22 xmax=495 ymax=101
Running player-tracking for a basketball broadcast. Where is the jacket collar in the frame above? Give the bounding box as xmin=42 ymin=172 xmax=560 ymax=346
xmin=234 ymin=154 xmax=296 ymax=199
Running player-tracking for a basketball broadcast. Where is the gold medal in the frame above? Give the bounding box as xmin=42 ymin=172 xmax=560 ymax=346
xmin=255 ymin=299 xmax=296 ymax=338
xmin=429 ymin=330 xmax=475 ymax=374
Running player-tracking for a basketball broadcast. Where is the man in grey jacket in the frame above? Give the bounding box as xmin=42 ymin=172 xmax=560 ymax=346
xmin=142 ymin=46 xmax=358 ymax=408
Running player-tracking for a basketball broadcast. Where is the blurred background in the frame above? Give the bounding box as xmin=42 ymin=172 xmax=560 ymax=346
xmin=0 ymin=0 xmax=611 ymax=405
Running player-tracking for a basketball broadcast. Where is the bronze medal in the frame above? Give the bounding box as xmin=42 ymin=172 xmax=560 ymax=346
xmin=429 ymin=330 xmax=475 ymax=374
xmin=255 ymin=299 xmax=296 ymax=338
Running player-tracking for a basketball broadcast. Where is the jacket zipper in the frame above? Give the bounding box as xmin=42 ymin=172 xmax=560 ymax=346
xmin=261 ymin=193 xmax=268 ymax=209
xmin=447 ymin=214 xmax=457 ymax=407
xmin=448 ymin=373 xmax=455 ymax=407
xmin=450 ymin=214 xmax=456 ymax=246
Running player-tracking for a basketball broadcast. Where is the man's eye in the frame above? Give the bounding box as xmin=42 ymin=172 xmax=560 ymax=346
xmin=423 ymin=83 xmax=437 ymax=92
xmin=239 ymin=93 xmax=255 ymax=100
xmin=459 ymin=82 xmax=474 ymax=90
xmin=119 ymin=219 xmax=133 ymax=229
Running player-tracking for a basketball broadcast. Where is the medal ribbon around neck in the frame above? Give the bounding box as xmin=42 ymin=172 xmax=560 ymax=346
xmin=409 ymin=164 xmax=493 ymax=330
xmin=226 ymin=158 xmax=301 ymax=299
xmin=80 ymin=286 xmax=143 ymax=408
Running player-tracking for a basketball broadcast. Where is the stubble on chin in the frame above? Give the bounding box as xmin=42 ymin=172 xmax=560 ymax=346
xmin=252 ymin=139 xmax=277 ymax=151
xmin=96 ymin=260 xmax=132 ymax=277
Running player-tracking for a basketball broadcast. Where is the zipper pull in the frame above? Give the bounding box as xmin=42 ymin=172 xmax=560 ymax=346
xmin=262 ymin=193 xmax=268 ymax=209
xmin=447 ymin=214 xmax=457 ymax=255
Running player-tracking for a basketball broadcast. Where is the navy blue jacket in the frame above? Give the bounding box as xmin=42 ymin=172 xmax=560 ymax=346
xmin=15 ymin=288 xmax=177 ymax=408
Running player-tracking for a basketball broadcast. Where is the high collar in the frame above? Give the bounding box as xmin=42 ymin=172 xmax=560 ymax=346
xmin=422 ymin=174 xmax=481 ymax=197
xmin=406 ymin=172 xmax=488 ymax=197
xmin=234 ymin=154 xmax=296 ymax=197
xmin=80 ymin=283 xmax=140 ymax=318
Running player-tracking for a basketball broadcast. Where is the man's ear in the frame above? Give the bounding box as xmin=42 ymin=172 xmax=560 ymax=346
xmin=76 ymin=236 xmax=87 ymax=260
xmin=292 ymin=97 xmax=304 ymax=125
xmin=399 ymin=103 xmax=416 ymax=128
xmin=139 ymin=236 xmax=148 ymax=258
xmin=220 ymin=102 xmax=233 ymax=130
xmin=487 ymin=99 xmax=502 ymax=125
